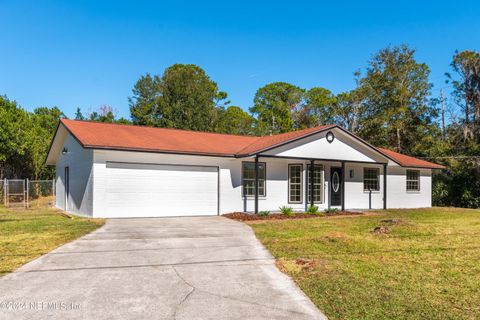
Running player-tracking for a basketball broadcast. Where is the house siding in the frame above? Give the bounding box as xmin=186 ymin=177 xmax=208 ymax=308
xmin=55 ymin=134 xmax=94 ymax=216
xmin=92 ymin=150 xmax=242 ymax=217
xmin=386 ymin=167 xmax=432 ymax=208
xmin=344 ymin=163 xmax=386 ymax=210
xmin=53 ymin=131 xmax=433 ymax=217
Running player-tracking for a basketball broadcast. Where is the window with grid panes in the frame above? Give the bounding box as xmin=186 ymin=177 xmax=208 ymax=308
xmin=307 ymin=164 xmax=323 ymax=203
xmin=242 ymin=162 xmax=266 ymax=196
xmin=288 ymin=164 xmax=303 ymax=203
xmin=363 ymin=168 xmax=379 ymax=191
xmin=406 ymin=170 xmax=420 ymax=191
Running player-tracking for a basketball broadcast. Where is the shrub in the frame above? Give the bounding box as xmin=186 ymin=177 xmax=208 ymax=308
xmin=306 ymin=205 xmax=319 ymax=214
xmin=258 ymin=210 xmax=270 ymax=217
xmin=324 ymin=208 xmax=339 ymax=215
xmin=279 ymin=205 xmax=294 ymax=216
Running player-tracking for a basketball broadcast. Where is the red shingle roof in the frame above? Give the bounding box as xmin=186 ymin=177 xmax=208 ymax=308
xmin=378 ymin=148 xmax=445 ymax=169
xmin=61 ymin=119 xmax=258 ymax=156
xmin=59 ymin=119 xmax=445 ymax=169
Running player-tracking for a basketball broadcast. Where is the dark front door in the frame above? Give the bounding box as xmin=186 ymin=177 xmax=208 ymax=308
xmin=330 ymin=167 xmax=342 ymax=206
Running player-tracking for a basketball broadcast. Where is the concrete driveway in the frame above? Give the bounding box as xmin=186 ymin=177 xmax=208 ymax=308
xmin=0 ymin=216 xmax=325 ymax=320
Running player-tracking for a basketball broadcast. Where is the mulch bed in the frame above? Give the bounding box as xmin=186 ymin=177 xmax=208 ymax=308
xmin=223 ymin=211 xmax=363 ymax=221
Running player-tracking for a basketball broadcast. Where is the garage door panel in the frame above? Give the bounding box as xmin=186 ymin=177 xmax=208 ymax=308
xmin=105 ymin=162 xmax=218 ymax=218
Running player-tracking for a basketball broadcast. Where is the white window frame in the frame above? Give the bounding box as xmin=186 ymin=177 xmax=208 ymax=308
xmin=288 ymin=164 xmax=303 ymax=204
xmin=406 ymin=169 xmax=420 ymax=192
xmin=306 ymin=164 xmax=324 ymax=204
xmin=363 ymin=167 xmax=380 ymax=191
xmin=242 ymin=162 xmax=266 ymax=197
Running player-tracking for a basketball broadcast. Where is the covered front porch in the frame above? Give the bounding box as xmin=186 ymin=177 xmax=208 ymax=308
xmin=237 ymin=126 xmax=393 ymax=214
xmin=243 ymin=155 xmax=388 ymax=214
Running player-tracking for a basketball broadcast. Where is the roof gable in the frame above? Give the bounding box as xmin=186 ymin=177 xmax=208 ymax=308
xmin=45 ymin=123 xmax=68 ymax=165
xmin=261 ymin=127 xmax=390 ymax=163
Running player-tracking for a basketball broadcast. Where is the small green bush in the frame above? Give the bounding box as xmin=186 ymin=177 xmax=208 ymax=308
xmin=324 ymin=208 xmax=339 ymax=215
xmin=258 ymin=210 xmax=270 ymax=217
xmin=279 ymin=205 xmax=294 ymax=216
xmin=306 ymin=205 xmax=323 ymax=215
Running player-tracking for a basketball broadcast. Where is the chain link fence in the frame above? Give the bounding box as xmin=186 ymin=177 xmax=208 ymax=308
xmin=27 ymin=180 xmax=56 ymax=208
xmin=5 ymin=179 xmax=26 ymax=208
xmin=1 ymin=179 xmax=55 ymax=209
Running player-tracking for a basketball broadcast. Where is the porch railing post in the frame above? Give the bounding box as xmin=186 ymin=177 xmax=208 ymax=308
xmin=341 ymin=161 xmax=345 ymax=211
xmin=254 ymin=155 xmax=259 ymax=214
xmin=310 ymin=160 xmax=314 ymax=208
xmin=383 ymin=164 xmax=387 ymax=210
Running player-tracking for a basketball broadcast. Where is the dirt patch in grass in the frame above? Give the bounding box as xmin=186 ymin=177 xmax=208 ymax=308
xmin=372 ymin=225 xmax=391 ymax=234
xmin=380 ymin=218 xmax=403 ymax=224
xmin=223 ymin=211 xmax=364 ymax=222
xmin=276 ymin=257 xmax=322 ymax=274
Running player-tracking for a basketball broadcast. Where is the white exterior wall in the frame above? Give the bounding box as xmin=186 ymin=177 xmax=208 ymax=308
xmin=344 ymin=163 xmax=386 ymax=209
xmin=53 ymin=129 xmax=433 ymax=217
xmin=245 ymin=161 xmax=431 ymax=211
xmin=386 ymin=167 xmax=432 ymax=208
xmin=243 ymin=158 xmax=311 ymax=212
xmin=91 ymin=151 xmax=389 ymax=216
xmin=92 ymin=150 xmax=243 ymax=217
xmin=55 ymin=134 xmax=94 ymax=216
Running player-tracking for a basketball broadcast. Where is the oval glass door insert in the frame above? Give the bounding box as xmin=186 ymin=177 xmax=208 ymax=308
xmin=332 ymin=172 xmax=340 ymax=192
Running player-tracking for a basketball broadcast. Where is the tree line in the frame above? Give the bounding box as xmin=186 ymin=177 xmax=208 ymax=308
xmin=1 ymin=45 xmax=479 ymax=207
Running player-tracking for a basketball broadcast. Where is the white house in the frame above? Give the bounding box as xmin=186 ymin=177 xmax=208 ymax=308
xmin=45 ymin=119 xmax=444 ymax=218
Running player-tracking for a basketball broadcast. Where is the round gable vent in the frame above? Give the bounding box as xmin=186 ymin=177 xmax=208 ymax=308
xmin=326 ymin=131 xmax=335 ymax=143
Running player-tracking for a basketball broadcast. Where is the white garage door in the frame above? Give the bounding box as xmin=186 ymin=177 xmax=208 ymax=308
xmin=105 ymin=162 xmax=218 ymax=218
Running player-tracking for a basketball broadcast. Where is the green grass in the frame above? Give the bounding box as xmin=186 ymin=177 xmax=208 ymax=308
xmin=250 ymin=208 xmax=480 ymax=320
xmin=0 ymin=204 xmax=104 ymax=276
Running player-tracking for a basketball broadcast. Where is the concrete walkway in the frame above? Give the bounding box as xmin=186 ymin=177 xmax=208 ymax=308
xmin=0 ymin=216 xmax=326 ymax=319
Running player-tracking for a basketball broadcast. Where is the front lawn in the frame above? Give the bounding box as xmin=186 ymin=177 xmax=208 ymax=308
xmin=250 ymin=207 xmax=480 ymax=320
xmin=0 ymin=204 xmax=104 ymax=276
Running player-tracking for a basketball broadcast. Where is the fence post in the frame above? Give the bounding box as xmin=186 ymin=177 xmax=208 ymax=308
xmin=3 ymin=178 xmax=6 ymax=206
xmin=5 ymin=178 xmax=8 ymax=208
xmin=26 ymin=178 xmax=29 ymax=209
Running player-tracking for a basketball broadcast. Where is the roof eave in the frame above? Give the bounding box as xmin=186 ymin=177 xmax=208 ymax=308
xmin=398 ymin=164 xmax=446 ymax=170
xmin=83 ymin=145 xmax=237 ymax=158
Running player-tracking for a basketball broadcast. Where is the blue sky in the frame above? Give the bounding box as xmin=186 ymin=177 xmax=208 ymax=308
xmin=1 ymin=1 xmax=479 ymax=119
